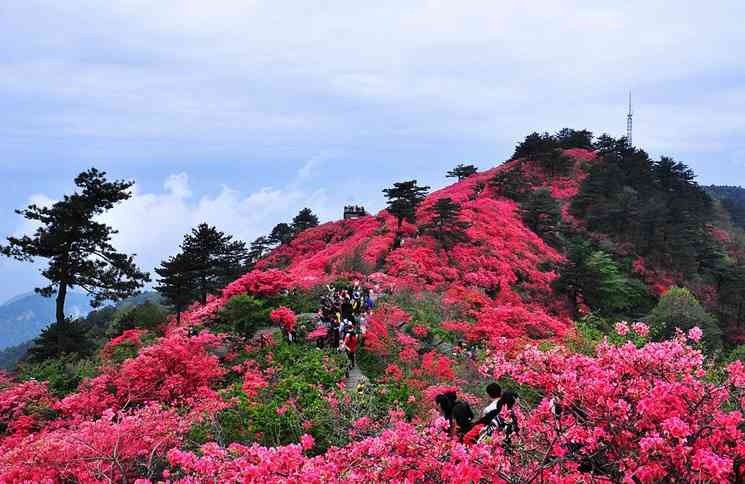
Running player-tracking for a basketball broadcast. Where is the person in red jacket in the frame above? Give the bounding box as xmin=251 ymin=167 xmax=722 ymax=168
xmin=342 ymin=329 xmax=358 ymax=369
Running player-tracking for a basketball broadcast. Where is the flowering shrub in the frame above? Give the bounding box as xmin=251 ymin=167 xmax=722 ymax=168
xmin=0 ymin=380 xmax=57 ymax=443
xmin=270 ymin=306 xmax=296 ymax=333
xmin=0 ymin=404 xmax=184 ymax=482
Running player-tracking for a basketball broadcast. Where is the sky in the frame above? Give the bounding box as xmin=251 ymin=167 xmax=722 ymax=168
xmin=1 ymin=0 xmax=745 ymax=302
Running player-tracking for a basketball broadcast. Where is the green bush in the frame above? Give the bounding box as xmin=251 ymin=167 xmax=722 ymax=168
xmin=107 ymin=301 xmax=168 ymax=337
xmin=194 ymin=342 xmax=347 ymax=452
xmin=269 ymin=286 xmax=326 ymax=315
xmin=215 ymin=294 xmax=270 ymax=337
xmin=18 ymin=355 xmax=98 ymax=397
xmin=648 ymin=287 xmax=722 ymax=353
xmin=26 ymin=319 xmax=94 ymax=363
xmin=725 ymin=344 xmax=745 ymax=363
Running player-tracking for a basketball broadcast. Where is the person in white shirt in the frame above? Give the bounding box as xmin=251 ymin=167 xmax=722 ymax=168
xmin=482 ymin=383 xmax=502 ymax=416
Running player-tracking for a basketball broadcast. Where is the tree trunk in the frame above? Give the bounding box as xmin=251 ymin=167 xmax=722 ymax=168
xmin=200 ymin=273 xmax=207 ymax=305
xmin=56 ymin=282 xmax=67 ymax=325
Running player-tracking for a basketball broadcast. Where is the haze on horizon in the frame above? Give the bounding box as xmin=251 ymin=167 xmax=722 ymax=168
xmin=1 ymin=0 xmax=744 ymax=302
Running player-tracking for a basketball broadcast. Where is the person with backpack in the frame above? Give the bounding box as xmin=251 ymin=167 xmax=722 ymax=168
xmin=341 ymin=328 xmax=359 ymax=369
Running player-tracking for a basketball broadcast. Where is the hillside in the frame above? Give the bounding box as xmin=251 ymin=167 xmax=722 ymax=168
xmin=1 ymin=132 xmax=744 ymax=482
xmin=707 ymin=185 xmax=745 ymax=231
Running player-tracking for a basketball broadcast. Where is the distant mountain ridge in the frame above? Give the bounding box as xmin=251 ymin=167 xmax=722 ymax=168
xmin=0 ymin=291 xmax=94 ymax=349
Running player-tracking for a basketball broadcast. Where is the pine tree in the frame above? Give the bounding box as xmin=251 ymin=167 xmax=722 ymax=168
xmin=248 ymin=236 xmax=273 ymax=266
xmin=383 ymin=180 xmax=430 ymax=245
xmin=292 ymin=208 xmax=320 ymax=235
xmin=268 ymin=223 xmax=294 ymax=247
xmin=154 ymin=253 xmax=194 ymax=323
xmin=490 ymin=167 xmax=529 ymax=202
xmin=555 ymin=128 xmax=594 ymax=149
xmin=181 ymin=224 xmax=249 ymax=304
xmin=420 ymin=197 xmax=470 ymax=253
xmin=0 ymin=168 xmax=149 ymax=325
xmin=512 ymin=132 xmax=559 ymax=160
xmin=521 ymin=188 xmax=562 ymax=245
xmin=553 ymin=240 xmax=649 ymax=318
xmin=446 ymin=164 xmax=478 ymax=181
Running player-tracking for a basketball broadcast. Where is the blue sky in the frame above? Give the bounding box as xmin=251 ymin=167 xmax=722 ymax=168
xmin=1 ymin=0 xmax=745 ymax=302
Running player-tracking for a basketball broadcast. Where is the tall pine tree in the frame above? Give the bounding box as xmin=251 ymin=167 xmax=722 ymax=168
xmin=0 ymin=168 xmax=149 ymax=325
xmin=383 ymin=180 xmax=430 ymax=229
xmin=291 ymin=208 xmax=320 ymax=235
xmin=521 ymin=188 xmax=562 ymax=246
xmin=268 ymin=223 xmax=294 ymax=247
xmin=181 ymin=224 xmax=249 ymax=304
xmin=248 ymin=236 xmax=273 ymax=266
xmin=154 ymin=253 xmax=194 ymax=323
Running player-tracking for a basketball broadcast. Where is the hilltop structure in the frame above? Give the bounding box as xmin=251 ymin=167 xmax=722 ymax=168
xmin=343 ymin=205 xmax=367 ymax=220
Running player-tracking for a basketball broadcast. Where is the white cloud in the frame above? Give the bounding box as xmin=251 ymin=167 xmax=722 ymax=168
xmin=10 ymin=171 xmax=338 ymax=281
xmin=97 ymin=172 xmax=337 ymax=274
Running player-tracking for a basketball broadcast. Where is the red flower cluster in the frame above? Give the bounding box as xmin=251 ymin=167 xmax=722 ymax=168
xmin=270 ymin=306 xmax=297 ymax=333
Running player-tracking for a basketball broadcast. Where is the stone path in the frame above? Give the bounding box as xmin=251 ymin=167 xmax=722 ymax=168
xmin=345 ymin=365 xmax=369 ymax=390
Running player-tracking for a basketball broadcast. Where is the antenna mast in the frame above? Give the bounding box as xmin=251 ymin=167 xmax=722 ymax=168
xmin=626 ymin=91 xmax=633 ymax=145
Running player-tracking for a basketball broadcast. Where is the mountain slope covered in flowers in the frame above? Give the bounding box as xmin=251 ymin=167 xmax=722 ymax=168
xmin=2 ymin=137 xmax=745 ymax=482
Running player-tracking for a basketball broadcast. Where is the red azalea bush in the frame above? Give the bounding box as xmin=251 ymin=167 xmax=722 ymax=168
xmin=270 ymin=306 xmax=296 ymax=333
xmin=57 ymin=330 xmax=226 ymax=419
xmin=0 ymin=380 xmax=57 ymax=444
xmin=0 ymin=403 xmax=186 ymax=482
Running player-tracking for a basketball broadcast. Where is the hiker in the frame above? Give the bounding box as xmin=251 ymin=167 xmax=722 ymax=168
xmin=463 ymin=383 xmax=502 ymax=445
xmin=482 ymin=383 xmax=502 ymax=416
xmin=435 ymin=391 xmax=458 ymax=426
xmin=341 ymin=295 xmax=355 ymax=323
xmin=481 ymin=391 xmax=519 ymax=449
xmin=451 ymin=400 xmax=475 ymax=441
xmin=341 ymin=328 xmax=358 ymax=369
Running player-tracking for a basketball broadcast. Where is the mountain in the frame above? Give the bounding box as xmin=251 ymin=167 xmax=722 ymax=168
xmin=0 ymin=291 xmax=93 ymax=349
xmin=2 ymin=130 xmax=745 ymax=481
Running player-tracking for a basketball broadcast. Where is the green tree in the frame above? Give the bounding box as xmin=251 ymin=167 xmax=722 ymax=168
xmin=268 ymin=223 xmax=294 ymax=247
xmin=181 ymin=224 xmax=249 ymax=305
xmin=553 ymin=240 xmax=649 ymax=318
xmin=512 ymin=132 xmax=559 ymax=160
xmin=0 ymin=168 xmax=149 ymax=325
xmin=521 ymin=188 xmax=562 ymax=245
xmin=382 ymin=180 xmax=430 ymax=232
xmin=446 ymin=164 xmax=478 ymax=181
xmin=155 ymin=252 xmax=195 ymax=323
xmin=490 ymin=166 xmax=530 ymax=202
xmin=248 ymin=236 xmax=273 ymax=266
xmin=26 ymin=318 xmax=94 ymax=363
xmin=648 ymin=287 xmax=722 ymax=352
xmin=291 ymin=208 xmax=320 ymax=235
xmin=420 ymin=197 xmax=471 ymax=253
xmin=555 ymin=128 xmax=594 ymax=149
